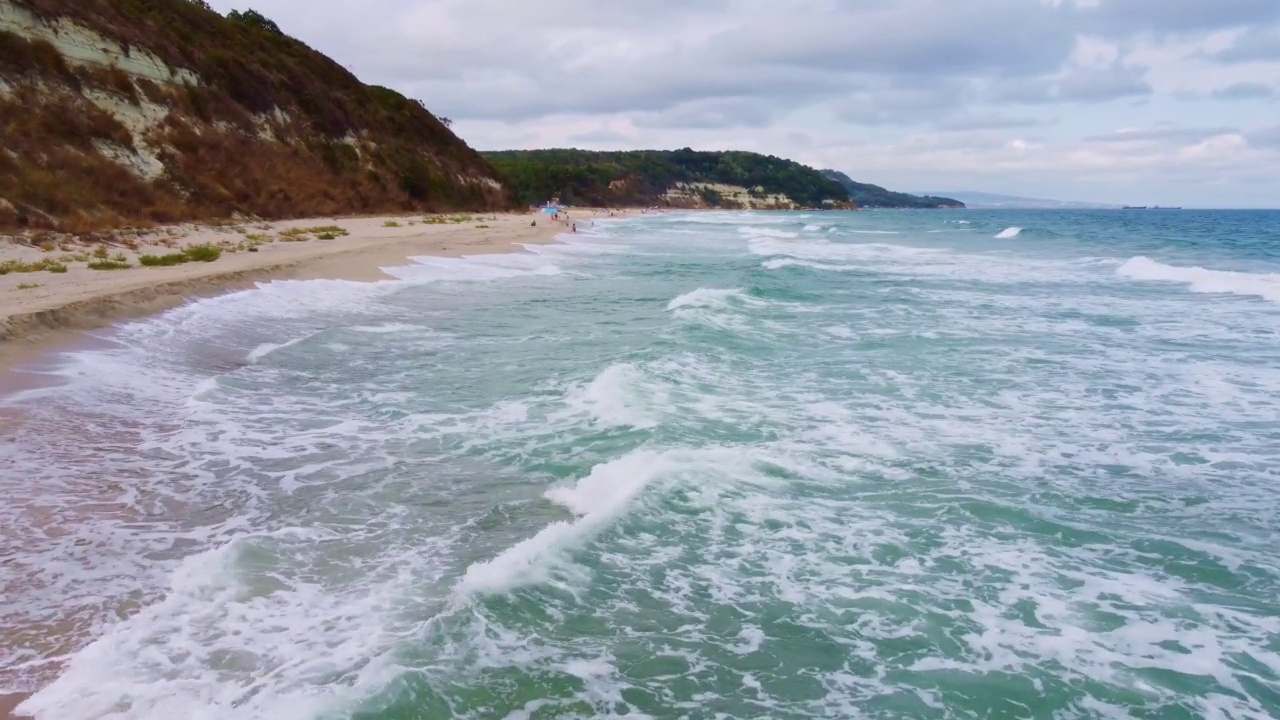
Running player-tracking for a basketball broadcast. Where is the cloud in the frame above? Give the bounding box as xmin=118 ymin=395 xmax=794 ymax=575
xmin=210 ymin=0 xmax=1280 ymax=206
xmin=1084 ymin=126 xmax=1239 ymax=143
xmin=633 ymin=98 xmax=781 ymax=129
xmin=934 ymin=114 xmax=1049 ymax=132
xmin=992 ymin=61 xmax=1153 ymax=104
xmin=1245 ymin=125 xmax=1280 ymax=148
xmin=1081 ymin=0 xmax=1280 ymax=35
xmin=1213 ymin=25 xmax=1280 ymax=63
xmin=1212 ymin=81 xmax=1277 ymax=99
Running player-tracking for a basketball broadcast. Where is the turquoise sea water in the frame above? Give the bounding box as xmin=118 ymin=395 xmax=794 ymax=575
xmin=3 ymin=209 xmax=1280 ymax=719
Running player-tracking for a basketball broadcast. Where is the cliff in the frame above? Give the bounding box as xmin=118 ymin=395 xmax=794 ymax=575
xmin=484 ymin=149 xmax=854 ymax=210
xmin=819 ymin=170 xmax=964 ymax=209
xmin=0 ymin=0 xmax=517 ymax=233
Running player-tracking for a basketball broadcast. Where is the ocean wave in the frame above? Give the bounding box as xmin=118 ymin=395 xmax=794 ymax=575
xmin=386 ymin=253 xmax=562 ymax=282
xmin=16 ymin=527 xmax=406 ymax=720
xmin=560 ymin=362 xmax=664 ymax=429
xmin=736 ymin=226 xmax=799 ymax=239
xmin=762 ymin=258 xmax=850 ymax=272
xmin=995 ymin=227 xmax=1022 ymax=239
xmin=666 ymin=287 xmax=748 ymax=311
xmin=1118 ymin=256 xmax=1280 ymax=303
xmin=245 ymin=333 xmax=314 ymax=362
xmin=456 ymin=449 xmax=673 ymax=596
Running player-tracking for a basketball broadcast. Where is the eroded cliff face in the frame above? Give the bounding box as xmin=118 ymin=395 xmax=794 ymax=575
xmin=0 ymin=0 xmax=516 ymax=233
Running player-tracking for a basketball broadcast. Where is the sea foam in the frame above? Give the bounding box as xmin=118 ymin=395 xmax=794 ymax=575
xmin=995 ymin=227 xmax=1022 ymax=239
xmin=1118 ymin=256 xmax=1280 ymax=303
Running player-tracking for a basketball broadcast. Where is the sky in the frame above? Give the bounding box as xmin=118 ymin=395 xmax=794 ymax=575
xmin=209 ymin=0 xmax=1280 ymax=207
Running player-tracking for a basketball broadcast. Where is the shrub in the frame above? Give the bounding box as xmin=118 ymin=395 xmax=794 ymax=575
xmin=475 ymin=224 xmax=490 ymax=229
xmin=383 ymin=220 xmax=401 ymax=227
xmin=184 ymin=245 xmax=222 ymax=262
xmin=92 ymin=245 xmax=110 ymax=259
xmin=279 ymin=227 xmax=310 ymax=241
xmin=315 ymin=232 xmax=336 ymax=240
xmin=139 ymin=252 xmax=189 ymax=266
xmin=16 ymin=282 xmax=39 ymax=289
xmin=1 ymin=258 xmax=65 ymax=273
xmin=88 ymin=259 xmax=131 ymax=270
xmin=227 ymin=9 xmax=284 ymax=35
xmin=301 ymin=225 xmax=347 ymax=236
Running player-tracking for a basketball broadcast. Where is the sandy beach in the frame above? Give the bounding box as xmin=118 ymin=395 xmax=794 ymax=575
xmin=0 ymin=211 xmax=586 ymax=374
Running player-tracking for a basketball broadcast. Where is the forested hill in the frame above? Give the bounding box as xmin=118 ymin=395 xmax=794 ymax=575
xmin=820 ymin=170 xmax=965 ymax=209
xmin=484 ymin=149 xmax=853 ymax=209
xmin=0 ymin=0 xmax=515 ymax=232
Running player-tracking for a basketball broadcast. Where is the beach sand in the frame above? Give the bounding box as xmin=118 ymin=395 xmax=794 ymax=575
xmin=0 ymin=211 xmax=573 ymax=372
xmin=0 ymin=208 xmax=600 ymax=719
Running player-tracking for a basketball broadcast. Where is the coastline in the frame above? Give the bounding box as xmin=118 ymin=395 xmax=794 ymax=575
xmin=0 ymin=208 xmax=610 ymax=720
xmin=0 ymin=211 xmax=579 ymax=376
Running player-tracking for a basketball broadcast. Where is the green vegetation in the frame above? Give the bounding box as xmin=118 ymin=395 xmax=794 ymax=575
xmin=87 ymin=259 xmax=131 ymax=270
xmin=419 ymin=215 xmax=475 ymax=224
xmin=183 ymin=245 xmax=221 ymax=262
xmin=16 ymin=282 xmax=40 ymax=289
xmin=137 ymin=245 xmax=220 ymax=266
xmin=484 ymin=149 xmax=851 ymax=209
xmin=819 ymin=170 xmax=964 ymax=209
xmin=1 ymin=257 xmax=70 ymax=274
xmin=139 ymin=252 xmax=190 ymax=266
xmin=383 ymin=220 xmax=402 ymax=227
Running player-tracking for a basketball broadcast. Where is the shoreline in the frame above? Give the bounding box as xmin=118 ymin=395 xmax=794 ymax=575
xmin=0 ymin=211 xmax=582 ymax=377
xmin=0 ymin=208 xmax=610 ymax=720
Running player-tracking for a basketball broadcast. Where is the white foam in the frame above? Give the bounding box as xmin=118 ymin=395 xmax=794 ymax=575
xmin=561 ymin=363 xmax=664 ymax=429
xmin=666 ymin=287 xmax=747 ymax=311
xmin=736 ymin=226 xmax=799 ymax=239
xmin=457 ymin=449 xmax=675 ymax=596
xmin=386 ymin=253 xmax=561 ymax=282
xmin=347 ymin=322 xmax=425 ymax=334
xmin=1118 ymin=256 xmax=1280 ymax=304
xmin=17 ymin=528 xmax=410 ymax=720
xmin=995 ymin=227 xmax=1022 ymax=239
xmin=245 ymin=334 xmax=312 ymax=362
xmin=763 ymin=258 xmax=848 ymax=272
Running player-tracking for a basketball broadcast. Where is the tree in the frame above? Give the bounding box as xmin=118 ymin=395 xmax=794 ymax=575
xmin=437 ymin=116 xmax=453 ymax=127
xmin=228 ymin=9 xmax=283 ymax=35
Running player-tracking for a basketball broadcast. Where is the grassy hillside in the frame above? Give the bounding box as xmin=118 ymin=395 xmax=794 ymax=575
xmin=485 ymin=149 xmax=853 ymax=210
xmin=0 ymin=0 xmax=516 ymax=233
xmin=820 ymin=170 xmax=964 ymax=209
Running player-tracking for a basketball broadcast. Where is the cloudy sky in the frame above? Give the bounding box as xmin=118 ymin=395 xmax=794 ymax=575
xmin=211 ymin=0 xmax=1280 ymax=207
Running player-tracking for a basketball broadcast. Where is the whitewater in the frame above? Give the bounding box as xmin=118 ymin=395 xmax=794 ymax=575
xmin=3 ymin=208 xmax=1280 ymax=719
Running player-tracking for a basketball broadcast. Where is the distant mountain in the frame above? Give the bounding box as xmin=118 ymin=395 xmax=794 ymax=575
xmin=485 ymin=149 xmax=853 ymax=209
xmin=917 ymin=191 xmax=1118 ymax=210
xmin=820 ymin=170 xmax=964 ymax=209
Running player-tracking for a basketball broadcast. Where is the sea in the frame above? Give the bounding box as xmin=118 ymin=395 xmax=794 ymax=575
xmin=2 ymin=208 xmax=1280 ymax=720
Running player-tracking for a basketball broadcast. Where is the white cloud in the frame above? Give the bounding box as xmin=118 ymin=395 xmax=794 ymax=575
xmin=211 ymin=0 xmax=1280 ymax=206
